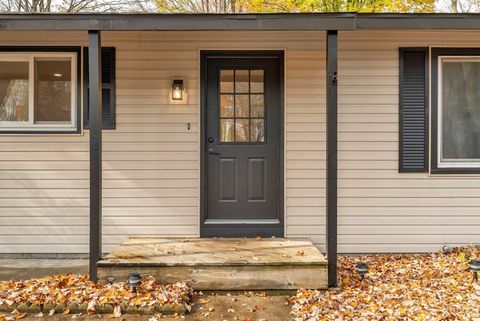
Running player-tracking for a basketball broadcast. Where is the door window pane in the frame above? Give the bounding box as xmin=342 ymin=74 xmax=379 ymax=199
xmin=250 ymin=119 xmax=264 ymax=142
xmin=251 ymin=95 xmax=264 ymax=118
xmin=220 ymin=119 xmax=234 ymax=142
xmin=34 ymin=58 xmax=71 ymax=123
xmin=218 ymin=68 xmax=266 ymax=143
xmin=235 ymin=94 xmax=249 ymax=118
xmin=0 ymin=61 xmax=29 ymax=122
xmin=250 ymin=70 xmax=264 ymax=93
xmin=220 ymin=95 xmax=234 ymax=117
xmin=235 ymin=70 xmax=249 ymax=93
xmin=235 ymin=119 xmax=249 ymax=142
xmin=442 ymin=60 xmax=480 ymax=160
xmin=220 ymin=70 xmax=233 ymax=93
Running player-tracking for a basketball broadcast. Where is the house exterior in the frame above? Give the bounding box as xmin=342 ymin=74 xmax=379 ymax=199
xmin=1 ymin=13 xmax=480 ymax=284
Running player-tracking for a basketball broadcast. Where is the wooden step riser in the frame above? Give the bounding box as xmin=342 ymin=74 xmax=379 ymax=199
xmin=98 ymin=264 xmax=327 ymax=290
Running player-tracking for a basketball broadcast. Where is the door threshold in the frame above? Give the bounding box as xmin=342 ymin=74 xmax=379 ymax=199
xmin=204 ymin=219 xmax=280 ymax=225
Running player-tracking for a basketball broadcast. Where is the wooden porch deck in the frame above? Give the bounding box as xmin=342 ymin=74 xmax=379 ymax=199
xmin=97 ymin=238 xmax=328 ymax=290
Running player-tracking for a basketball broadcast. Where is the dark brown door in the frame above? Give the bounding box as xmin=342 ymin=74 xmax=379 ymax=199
xmin=201 ymin=52 xmax=284 ymax=237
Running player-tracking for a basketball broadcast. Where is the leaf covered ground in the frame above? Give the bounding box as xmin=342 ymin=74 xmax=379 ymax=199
xmin=0 ymin=274 xmax=192 ymax=319
xmin=290 ymin=247 xmax=480 ymax=321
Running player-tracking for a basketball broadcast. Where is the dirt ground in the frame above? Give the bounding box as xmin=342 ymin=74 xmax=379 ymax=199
xmin=0 ymin=260 xmax=293 ymax=321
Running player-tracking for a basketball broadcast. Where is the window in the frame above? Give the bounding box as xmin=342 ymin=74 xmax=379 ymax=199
xmin=219 ymin=69 xmax=265 ymax=143
xmin=0 ymin=51 xmax=77 ymax=132
xmin=432 ymin=48 xmax=480 ymax=172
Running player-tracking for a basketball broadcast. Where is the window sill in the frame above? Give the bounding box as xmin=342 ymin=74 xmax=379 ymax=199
xmin=0 ymin=128 xmax=81 ymax=135
xmin=430 ymin=167 xmax=480 ymax=174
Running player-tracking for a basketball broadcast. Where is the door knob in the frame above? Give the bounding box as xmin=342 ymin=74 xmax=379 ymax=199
xmin=208 ymin=148 xmax=219 ymax=155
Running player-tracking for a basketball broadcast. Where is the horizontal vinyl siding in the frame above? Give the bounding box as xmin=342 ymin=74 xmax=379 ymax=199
xmin=0 ymin=31 xmax=327 ymax=253
xmin=338 ymin=30 xmax=480 ymax=253
xmin=285 ymin=45 xmax=326 ymax=250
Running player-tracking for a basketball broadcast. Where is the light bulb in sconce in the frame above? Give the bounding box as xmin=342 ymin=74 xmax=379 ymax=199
xmin=171 ymin=79 xmax=184 ymax=100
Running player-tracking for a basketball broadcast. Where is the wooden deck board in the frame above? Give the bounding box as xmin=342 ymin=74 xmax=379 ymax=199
xmin=97 ymin=238 xmax=328 ymax=290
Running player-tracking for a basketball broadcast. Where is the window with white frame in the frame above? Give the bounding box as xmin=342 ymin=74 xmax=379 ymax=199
xmin=438 ymin=56 xmax=480 ymax=168
xmin=0 ymin=52 xmax=77 ymax=132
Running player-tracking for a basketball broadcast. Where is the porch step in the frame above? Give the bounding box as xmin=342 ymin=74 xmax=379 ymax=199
xmin=97 ymin=237 xmax=328 ymax=290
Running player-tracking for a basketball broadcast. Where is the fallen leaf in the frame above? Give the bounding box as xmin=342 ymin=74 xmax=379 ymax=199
xmin=87 ymin=300 xmax=96 ymax=315
xmin=113 ymin=306 xmax=121 ymax=318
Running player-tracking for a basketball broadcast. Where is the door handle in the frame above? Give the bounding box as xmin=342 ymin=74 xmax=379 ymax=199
xmin=208 ymin=148 xmax=220 ymax=155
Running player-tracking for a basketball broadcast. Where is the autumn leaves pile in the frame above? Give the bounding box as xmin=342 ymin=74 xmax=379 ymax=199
xmin=290 ymin=247 xmax=480 ymax=321
xmin=0 ymin=274 xmax=192 ymax=318
xmin=2 ymin=248 xmax=480 ymax=320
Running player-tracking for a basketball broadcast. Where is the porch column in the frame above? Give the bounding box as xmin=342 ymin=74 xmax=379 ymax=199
xmin=89 ymin=30 xmax=103 ymax=282
xmin=326 ymin=30 xmax=338 ymax=288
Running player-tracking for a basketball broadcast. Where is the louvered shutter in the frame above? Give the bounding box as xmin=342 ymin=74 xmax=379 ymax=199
xmin=84 ymin=47 xmax=116 ymax=129
xmin=399 ymin=48 xmax=428 ymax=172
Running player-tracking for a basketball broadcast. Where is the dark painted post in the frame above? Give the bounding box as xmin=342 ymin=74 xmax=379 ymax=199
xmin=326 ymin=30 xmax=338 ymax=288
xmin=88 ymin=30 xmax=102 ymax=282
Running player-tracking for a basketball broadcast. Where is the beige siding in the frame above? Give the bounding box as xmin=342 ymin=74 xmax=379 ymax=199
xmin=0 ymin=31 xmax=326 ymax=253
xmin=6 ymin=29 xmax=478 ymax=255
xmin=338 ymin=30 xmax=480 ymax=253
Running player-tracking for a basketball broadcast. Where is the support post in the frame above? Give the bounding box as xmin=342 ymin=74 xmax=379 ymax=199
xmin=326 ymin=30 xmax=338 ymax=288
xmin=88 ymin=30 xmax=102 ymax=282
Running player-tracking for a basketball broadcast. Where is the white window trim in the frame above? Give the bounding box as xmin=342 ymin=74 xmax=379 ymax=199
xmin=437 ymin=55 xmax=480 ymax=168
xmin=0 ymin=52 xmax=77 ymax=132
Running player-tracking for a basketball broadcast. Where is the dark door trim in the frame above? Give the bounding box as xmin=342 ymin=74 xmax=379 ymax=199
xmin=200 ymin=50 xmax=285 ymax=237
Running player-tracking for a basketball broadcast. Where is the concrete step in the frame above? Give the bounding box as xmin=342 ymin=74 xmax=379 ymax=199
xmin=97 ymin=237 xmax=328 ymax=290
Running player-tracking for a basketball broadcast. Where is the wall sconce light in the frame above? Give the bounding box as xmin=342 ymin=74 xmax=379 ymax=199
xmin=171 ymin=78 xmax=185 ymax=101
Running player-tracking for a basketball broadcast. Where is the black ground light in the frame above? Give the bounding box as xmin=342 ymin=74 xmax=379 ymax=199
xmin=127 ymin=272 xmax=141 ymax=293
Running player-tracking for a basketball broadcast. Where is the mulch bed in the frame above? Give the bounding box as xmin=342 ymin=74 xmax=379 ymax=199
xmin=290 ymin=247 xmax=480 ymax=321
xmin=0 ymin=274 xmax=192 ymax=319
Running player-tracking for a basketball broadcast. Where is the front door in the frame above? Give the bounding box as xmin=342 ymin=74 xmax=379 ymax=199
xmin=201 ymin=51 xmax=284 ymax=237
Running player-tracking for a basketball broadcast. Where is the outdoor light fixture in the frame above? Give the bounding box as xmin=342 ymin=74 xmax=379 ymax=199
xmin=442 ymin=245 xmax=452 ymax=254
xmin=171 ymin=79 xmax=184 ymax=101
xmin=53 ymin=73 xmax=62 ymax=77
xmin=127 ymin=272 xmax=141 ymax=293
xmin=469 ymin=260 xmax=480 ymax=281
xmin=356 ymin=262 xmax=368 ymax=280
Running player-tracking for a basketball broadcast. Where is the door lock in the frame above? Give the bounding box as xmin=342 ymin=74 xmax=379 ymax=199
xmin=208 ymin=137 xmax=215 ymax=143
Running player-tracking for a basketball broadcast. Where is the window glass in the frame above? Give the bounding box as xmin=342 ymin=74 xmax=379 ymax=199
xmin=250 ymin=119 xmax=264 ymax=142
xmin=235 ymin=119 xmax=249 ymax=142
xmin=250 ymin=70 xmax=264 ymax=93
xmin=235 ymin=94 xmax=249 ymax=118
xmin=220 ymin=119 xmax=234 ymax=142
xmin=441 ymin=59 xmax=480 ymax=161
xmin=0 ymin=53 xmax=75 ymax=131
xmin=220 ymin=70 xmax=233 ymax=93
xmin=34 ymin=58 xmax=72 ymax=123
xmin=251 ymin=95 xmax=264 ymax=118
xmin=0 ymin=61 xmax=29 ymax=122
xmin=219 ymin=69 xmax=265 ymax=143
xmin=220 ymin=95 xmax=234 ymax=118
xmin=235 ymin=70 xmax=249 ymax=93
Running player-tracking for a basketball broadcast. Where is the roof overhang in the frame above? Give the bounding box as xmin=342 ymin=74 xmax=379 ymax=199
xmin=1 ymin=13 xmax=480 ymax=31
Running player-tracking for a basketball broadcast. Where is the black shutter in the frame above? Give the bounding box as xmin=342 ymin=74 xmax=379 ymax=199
xmin=84 ymin=47 xmax=116 ymax=129
xmin=399 ymin=48 xmax=428 ymax=172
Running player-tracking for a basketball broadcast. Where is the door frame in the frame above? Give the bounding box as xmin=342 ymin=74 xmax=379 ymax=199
xmin=199 ymin=50 xmax=285 ymax=237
